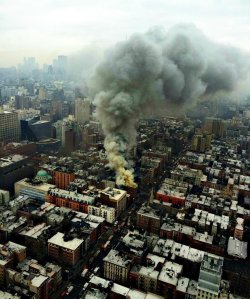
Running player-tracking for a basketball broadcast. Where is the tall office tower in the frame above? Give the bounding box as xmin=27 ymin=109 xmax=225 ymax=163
xmin=0 ymin=109 xmax=20 ymax=144
xmin=21 ymin=57 xmax=38 ymax=75
xmin=75 ymin=97 xmax=90 ymax=123
xmin=38 ymin=86 xmax=46 ymax=100
xmin=53 ymin=55 xmax=67 ymax=80
xmin=62 ymin=120 xmax=76 ymax=153
xmin=57 ymin=55 xmax=67 ymax=69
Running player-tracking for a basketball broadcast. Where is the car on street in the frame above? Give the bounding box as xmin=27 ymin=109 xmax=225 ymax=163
xmin=66 ymin=285 xmax=74 ymax=295
xmin=81 ymin=268 xmax=88 ymax=278
xmin=93 ymin=267 xmax=100 ymax=274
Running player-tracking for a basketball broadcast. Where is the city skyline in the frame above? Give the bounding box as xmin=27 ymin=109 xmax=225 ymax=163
xmin=1 ymin=0 xmax=250 ymax=67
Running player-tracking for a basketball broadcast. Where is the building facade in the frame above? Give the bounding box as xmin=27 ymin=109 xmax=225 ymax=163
xmin=0 ymin=110 xmax=20 ymax=144
xmin=48 ymin=232 xmax=83 ymax=266
xmin=103 ymin=250 xmax=132 ymax=284
xmin=75 ymin=97 xmax=90 ymax=123
xmin=196 ymin=254 xmax=224 ymax=299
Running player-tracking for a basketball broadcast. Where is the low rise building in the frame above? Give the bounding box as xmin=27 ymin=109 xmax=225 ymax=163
xmin=7 ymin=268 xmax=49 ymax=299
xmin=0 ymin=242 xmax=26 ymax=287
xmin=47 ymin=188 xmax=95 ymax=213
xmin=88 ymin=204 xmax=116 ymax=223
xmin=17 ymin=259 xmax=62 ymax=294
xmin=171 ymin=165 xmax=203 ymax=186
xmin=130 ymin=254 xmax=165 ymax=293
xmin=15 ymin=178 xmax=56 ymax=204
xmin=158 ymin=261 xmax=183 ymax=298
xmin=156 ymin=179 xmax=186 ymax=207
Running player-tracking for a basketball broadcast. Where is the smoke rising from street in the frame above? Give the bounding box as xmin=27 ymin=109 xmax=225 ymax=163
xmin=90 ymin=24 xmax=250 ymax=187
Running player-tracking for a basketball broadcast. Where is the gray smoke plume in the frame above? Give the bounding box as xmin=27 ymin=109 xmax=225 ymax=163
xmin=90 ymin=24 xmax=249 ymax=187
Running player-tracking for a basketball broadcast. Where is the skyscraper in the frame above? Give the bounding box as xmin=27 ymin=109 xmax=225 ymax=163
xmin=75 ymin=97 xmax=90 ymax=123
xmin=0 ymin=109 xmax=20 ymax=144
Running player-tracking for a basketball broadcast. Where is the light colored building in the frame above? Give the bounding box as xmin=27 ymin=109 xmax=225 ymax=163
xmin=0 ymin=291 xmax=20 ymax=299
xmin=227 ymin=237 xmax=247 ymax=259
xmin=100 ymin=187 xmax=127 ymax=216
xmin=17 ymin=108 xmax=40 ymax=120
xmin=7 ymin=268 xmax=49 ymax=299
xmin=0 ymin=110 xmax=20 ymax=144
xmin=15 ymin=178 xmax=56 ymax=204
xmin=158 ymin=260 xmax=183 ymax=298
xmin=130 ymin=254 xmax=165 ymax=293
xmin=88 ymin=205 xmax=116 ymax=223
xmin=171 ymin=165 xmax=203 ymax=186
xmin=17 ymin=259 xmax=62 ymax=291
xmin=9 ymin=195 xmax=30 ymax=213
xmin=103 ymin=249 xmax=132 ymax=284
xmin=196 ymin=254 xmax=224 ymax=299
xmin=75 ymin=97 xmax=90 ymax=123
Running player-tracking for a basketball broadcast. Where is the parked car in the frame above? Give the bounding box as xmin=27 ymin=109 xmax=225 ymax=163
xmin=66 ymin=285 xmax=74 ymax=295
xmin=81 ymin=268 xmax=88 ymax=278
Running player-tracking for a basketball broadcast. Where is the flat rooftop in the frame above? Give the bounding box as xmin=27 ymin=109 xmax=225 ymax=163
xmin=102 ymin=187 xmax=127 ymax=201
xmin=0 ymin=154 xmax=27 ymax=167
xmin=158 ymin=261 xmax=183 ymax=286
xmin=16 ymin=178 xmax=56 ymax=193
xmin=48 ymin=188 xmax=95 ymax=204
xmin=137 ymin=205 xmax=160 ymax=220
xmin=103 ymin=249 xmax=131 ymax=268
xmin=48 ymin=232 xmax=83 ymax=250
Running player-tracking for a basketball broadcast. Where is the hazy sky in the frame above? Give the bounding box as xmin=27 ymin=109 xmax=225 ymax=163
xmin=0 ymin=0 xmax=249 ymax=67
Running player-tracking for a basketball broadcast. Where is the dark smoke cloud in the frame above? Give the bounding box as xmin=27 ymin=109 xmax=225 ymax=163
xmin=90 ymin=24 xmax=250 ymax=186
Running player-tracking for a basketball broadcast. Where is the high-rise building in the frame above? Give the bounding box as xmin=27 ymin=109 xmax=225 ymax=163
xmin=53 ymin=55 xmax=67 ymax=80
xmin=203 ymin=117 xmax=226 ymax=138
xmin=38 ymin=86 xmax=46 ymax=100
xmin=30 ymin=120 xmax=52 ymax=141
xmin=20 ymin=57 xmax=38 ymax=75
xmin=137 ymin=205 xmax=161 ymax=234
xmin=0 ymin=110 xmax=20 ymax=144
xmin=75 ymin=97 xmax=90 ymax=123
xmin=191 ymin=132 xmax=212 ymax=153
xmin=196 ymin=254 xmax=224 ymax=299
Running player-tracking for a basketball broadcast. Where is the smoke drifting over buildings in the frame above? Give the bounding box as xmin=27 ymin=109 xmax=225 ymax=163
xmin=90 ymin=24 xmax=250 ymax=187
